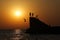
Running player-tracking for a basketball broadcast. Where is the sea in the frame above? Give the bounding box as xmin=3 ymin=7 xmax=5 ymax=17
xmin=0 ymin=29 xmax=60 ymax=40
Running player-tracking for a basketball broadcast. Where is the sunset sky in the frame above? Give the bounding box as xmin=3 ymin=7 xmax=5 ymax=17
xmin=0 ymin=0 xmax=60 ymax=29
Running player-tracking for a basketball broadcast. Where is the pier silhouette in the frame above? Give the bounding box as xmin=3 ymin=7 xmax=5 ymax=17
xmin=26 ymin=12 xmax=60 ymax=34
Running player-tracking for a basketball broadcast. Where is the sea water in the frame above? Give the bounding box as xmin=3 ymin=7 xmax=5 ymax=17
xmin=0 ymin=29 xmax=29 ymax=40
xmin=0 ymin=29 xmax=60 ymax=40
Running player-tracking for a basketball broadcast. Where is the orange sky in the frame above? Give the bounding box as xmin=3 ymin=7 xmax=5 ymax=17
xmin=0 ymin=0 xmax=60 ymax=29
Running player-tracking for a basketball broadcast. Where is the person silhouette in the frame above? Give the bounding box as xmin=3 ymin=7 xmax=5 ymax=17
xmin=36 ymin=15 xmax=38 ymax=18
xmin=24 ymin=18 xmax=26 ymax=22
xmin=32 ymin=13 xmax=34 ymax=17
xmin=29 ymin=12 xmax=31 ymax=17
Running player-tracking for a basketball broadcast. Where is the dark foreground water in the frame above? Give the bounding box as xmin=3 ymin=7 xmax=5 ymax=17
xmin=0 ymin=29 xmax=60 ymax=40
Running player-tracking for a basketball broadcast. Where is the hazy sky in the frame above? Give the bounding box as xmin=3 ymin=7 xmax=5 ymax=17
xmin=0 ymin=0 xmax=60 ymax=29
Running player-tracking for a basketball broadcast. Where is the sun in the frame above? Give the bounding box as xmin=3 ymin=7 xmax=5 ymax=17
xmin=12 ymin=9 xmax=24 ymax=19
xmin=15 ymin=11 xmax=21 ymax=17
